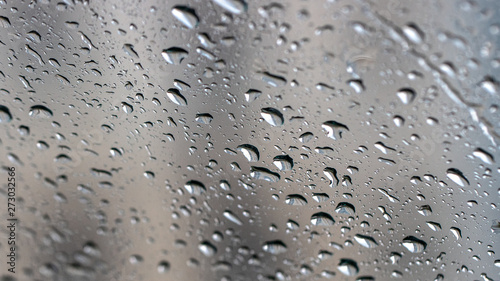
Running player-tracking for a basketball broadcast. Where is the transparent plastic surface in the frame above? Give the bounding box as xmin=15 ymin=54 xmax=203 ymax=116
xmin=0 ymin=0 xmax=499 ymax=280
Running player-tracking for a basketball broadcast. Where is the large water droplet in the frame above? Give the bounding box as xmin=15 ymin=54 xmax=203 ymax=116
xmin=446 ymin=168 xmax=469 ymax=187
xmin=212 ymin=0 xmax=247 ymax=15
xmin=237 ymin=144 xmax=260 ymax=162
xmin=260 ymin=72 xmax=287 ymax=87
xmin=166 ymin=88 xmax=187 ymax=106
xmin=262 ymin=240 xmax=287 ymax=254
xmin=223 ymin=210 xmax=243 ymax=225
xmin=354 ymin=234 xmax=378 ymax=248
xmin=195 ymin=113 xmax=213 ymax=124
xmin=402 ymin=236 xmax=427 ymax=253
xmin=184 ymin=180 xmax=206 ymax=195
xmin=473 ymin=148 xmax=494 ymax=164
xmin=322 ymin=121 xmax=349 ymax=140
xmin=310 ymin=212 xmax=335 ymax=226
xmin=250 ymin=167 xmax=280 ymax=182
xmin=285 ymin=194 xmax=307 ymax=206
xmin=396 ymin=88 xmax=416 ymax=104
xmin=244 ymin=89 xmax=262 ymax=102
xmin=273 ymin=155 xmax=293 ymax=171
xmin=171 ymin=6 xmax=199 ymax=29
xmin=29 ymin=105 xmax=53 ymax=118
xmin=337 ymin=259 xmax=359 ymax=276
xmin=198 ymin=241 xmax=217 ymax=257
xmin=161 ymin=47 xmax=189 ymax=64
xmin=0 ymin=105 xmax=12 ymax=123
xmin=323 ymin=167 xmax=339 ymax=187
xmin=335 ymin=202 xmax=355 ymax=215
xmin=261 ymin=108 xmax=284 ymax=126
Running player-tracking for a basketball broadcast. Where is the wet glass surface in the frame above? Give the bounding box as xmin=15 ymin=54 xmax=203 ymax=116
xmin=0 ymin=0 xmax=499 ymax=280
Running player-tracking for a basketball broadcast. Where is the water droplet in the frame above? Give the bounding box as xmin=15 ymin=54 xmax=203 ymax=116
xmin=348 ymin=79 xmax=365 ymax=93
xmin=473 ymin=148 xmax=494 ymax=164
xmin=337 ymin=259 xmax=359 ymax=276
xmin=122 ymin=44 xmax=139 ymax=58
xmin=262 ymin=240 xmax=287 ymax=254
xmin=161 ymin=47 xmax=189 ymax=64
xmin=250 ymin=166 xmax=280 ymax=182
xmin=29 ymin=105 xmax=53 ymax=118
xmin=417 ymin=205 xmax=432 ymax=216
xmin=121 ymin=102 xmax=133 ymax=113
xmin=393 ymin=115 xmax=405 ymax=127
xmin=450 ymin=227 xmax=462 ymax=239
xmin=195 ymin=113 xmax=213 ymax=124
xmin=402 ymin=236 xmax=427 ymax=253
xmin=273 ymin=155 xmax=293 ymax=171
xmin=310 ymin=212 xmax=335 ymax=226
xmin=285 ymin=194 xmax=307 ymax=206
xmin=446 ymin=168 xmax=469 ymax=187
xmin=323 ymin=167 xmax=339 ymax=187
xmin=322 ymin=121 xmax=349 ymax=140
xmin=237 ymin=144 xmax=260 ymax=162
xmin=0 ymin=105 xmax=12 ymax=123
xmin=396 ymin=88 xmax=416 ymax=104
xmin=184 ymin=180 xmax=206 ymax=195
xmin=299 ymin=132 xmax=314 ymax=143
xmin=223 ymin=210 xmax=243 ymax=225
xmin=335 ymin=202 xmax=355 ymax=215
xmin=157 ymin=261 xmax=170 ymax=273
xmin=426 ymin=221 xmax=442 ymax=231
xmin=244 ymin=89 xmax=262 ymax=102
xmin=212 ymin=0 xmax=247 ymax=15
xmin=402 ymin=23 xmax=424 ymax=44
xmin=354 ymin=234 xmax=378 ymax=248
xmin=198 ymin=241 xmax=217 ymax=257
xmin=171 ymin=6 xmax=199 ymax=29
xmin=261 ymin=107 xmax=284 ymax=126
xmin=260 ymin=72 xmax=287 ymax=87
xmin=166 ymin=88 xmax=187 ymax=106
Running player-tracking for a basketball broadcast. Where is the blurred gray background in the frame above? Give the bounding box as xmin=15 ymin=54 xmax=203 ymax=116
xmin=0 ymin=0 xmax=499 ymax=280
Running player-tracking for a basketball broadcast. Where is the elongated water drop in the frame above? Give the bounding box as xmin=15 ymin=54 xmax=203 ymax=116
xmin=446 ymin=168 xmax=469 ymax=187
xmin=166 ymin=88 xmax=187 ymax=106
xmin=402 ymin=236 xmax=427 ymax=253
xmin=212 ymin=0 xmax=247 ymax=15
xmin=171 ymin=6 xmax=199 ymax=29
xmin=162 ymin=47 xmax=189 ymax=64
